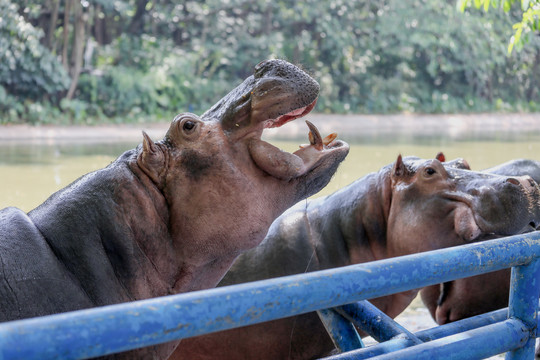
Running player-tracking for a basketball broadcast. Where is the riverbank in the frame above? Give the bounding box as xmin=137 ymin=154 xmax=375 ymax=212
xmin=1 ymin=113 xmax=539 ymax=143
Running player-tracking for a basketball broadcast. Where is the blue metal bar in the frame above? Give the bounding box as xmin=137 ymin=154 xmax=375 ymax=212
xmin=366 ymin=319 xmax=529 ymax=360
xmin=0 ymin=234 xmax=539 ymax=359
xmin=417 ymin=306 xmax=509 ymax=342
xmin=335 ymin=301 xmax=422 ymax=344
xmin=322 ymin=307 xmax=513 ymax=359
xmin=317 ymin=308 xmax=364 ymax=351
xmin=506 ymin=258 xmax=540 ymax=360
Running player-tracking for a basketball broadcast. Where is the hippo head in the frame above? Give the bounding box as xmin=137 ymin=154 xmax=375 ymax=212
xmin=133 ymin=59 xmax=349 ymax=291
xmin=383 ymin=155 xmax=540 ymax=324
xmin=420 ymin=158 xmax=540 ymax=325
xmin=386 ymin=155 xmax=540 ymax=258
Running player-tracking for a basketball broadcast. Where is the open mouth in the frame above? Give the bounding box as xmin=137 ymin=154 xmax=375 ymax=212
xmin=263 ymin=99 xmax=318 ymax=129
xmin=247 ymin=102 xmax=347 ymax=181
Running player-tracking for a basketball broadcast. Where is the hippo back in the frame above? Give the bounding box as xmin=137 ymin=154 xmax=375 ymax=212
xmin=0 ymin=207 xmax=92 ymax=321
xmin=484 ymin=159 xmax=540 ymax=182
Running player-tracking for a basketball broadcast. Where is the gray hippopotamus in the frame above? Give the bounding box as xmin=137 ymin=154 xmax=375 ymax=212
xmin=421 ymin=159 xmax=540 ymax=327
xmin=0 ymin=60 xmax=349 ymax=359
xmin=172 ymin=154 xmax=540 ymax=360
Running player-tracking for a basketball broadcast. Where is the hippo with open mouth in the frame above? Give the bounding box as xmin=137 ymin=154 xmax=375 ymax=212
xmin=172 ymin=154 xmax=540 ymax=360
xmin=0 ymin=59 xmax=349 ymax=359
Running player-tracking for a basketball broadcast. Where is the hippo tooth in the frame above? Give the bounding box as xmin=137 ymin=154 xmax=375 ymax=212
xmin=323 ymin=133 xmax=338 ymax=146
xmin=306 ymin=120 xmax=323 ymax=151
xmin=300 ymin=131 xmax=337 ymax=149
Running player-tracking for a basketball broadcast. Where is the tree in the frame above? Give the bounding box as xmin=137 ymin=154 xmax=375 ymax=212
xmin=458 ymin=0 xmax=540 ymax=53
xmin=1 ymin=0 xmax=539 ymax=124
xmin=0 ymin=0 xmax=69 ymax=99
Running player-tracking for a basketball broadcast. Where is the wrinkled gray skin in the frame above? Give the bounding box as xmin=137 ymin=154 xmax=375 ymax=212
xmin=0 ymin=59 xmax=349 ymax=359
xmin=420 ymin=159 xmax=540 ymax=357
xmin=173 ymin=155 xmax=540 ymax=360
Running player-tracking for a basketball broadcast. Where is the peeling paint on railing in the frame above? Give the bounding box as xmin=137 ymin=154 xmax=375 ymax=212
xmin=0 ymin=232 xmax=539 ymax=359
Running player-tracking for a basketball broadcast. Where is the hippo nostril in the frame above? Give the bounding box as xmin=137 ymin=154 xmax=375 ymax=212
xmin=506 ymin=178 xmax=520 ymax=186
xmin=531 ymin=222 xmax=538 ymax=229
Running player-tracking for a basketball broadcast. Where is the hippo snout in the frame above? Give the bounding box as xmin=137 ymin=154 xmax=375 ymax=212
xmin=496 ymin=174 xmax=539 ymax=197
xmin=464 ymin=173 xmax=540 ymax=237
xmin=505 ymin=175 xmax=537 ymax=193
xmin=504 ymin=174 xmax=540 ymax=206
xmin=501 ymin=174 xmax=540 ymax=231
xmin=254 ymin=59 xmax=319 ymax=100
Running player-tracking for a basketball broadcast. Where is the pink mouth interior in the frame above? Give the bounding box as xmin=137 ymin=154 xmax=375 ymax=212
xmin=264 ymin=99 xmax=317 ymax=129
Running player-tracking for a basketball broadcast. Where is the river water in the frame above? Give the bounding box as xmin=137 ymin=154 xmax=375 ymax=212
xmin=1 ymin=114 xmax=539 ymax=357
xmin=2 ymin=113 xmax=540 ymax=212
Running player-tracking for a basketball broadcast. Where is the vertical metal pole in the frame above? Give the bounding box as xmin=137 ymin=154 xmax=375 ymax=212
xmin=317 ymin=308 xmax=364 ymax=352
xmin=506 ymin=258 xmax=540 ymax=360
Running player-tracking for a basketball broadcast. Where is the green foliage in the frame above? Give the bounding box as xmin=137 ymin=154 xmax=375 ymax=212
xmin=1 ymin=0 xmax=539 ymax=124
xmin=457 ymin=0 xmax=540 ymax=53
xmin=0 ymin=0 xmax=69 ymax=99
xmin=76 ymin=42 xmax=234 ymax=118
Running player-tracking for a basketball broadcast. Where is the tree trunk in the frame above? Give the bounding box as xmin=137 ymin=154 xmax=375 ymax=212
xmin=526 ymin=50 xmax=540 ymax=101
xmin=46 ymin=0 xmax=60 ymax=50
xmin=127 ymin=0 xmax=150 ymax=35
xmin=93 ymin=4 xmax=104 ymax=45
xmin=62 ymin=0 xmax=73 ymax=71
xmin=66 ymin=0 xmax=87 ymax=100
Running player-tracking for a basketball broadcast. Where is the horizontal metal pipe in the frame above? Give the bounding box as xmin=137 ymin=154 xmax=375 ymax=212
xmin=327 ymin=319 xmax=528 ymax=360
xmin=322 ymin=307 xmax=511 ymax=359
xmin=369 ymin=319 xmax=529 ymax=360
xmin=416 ymin=307 xmax=509 ymax=342
xmin=0 ymin=233 xmax=539 ymax=359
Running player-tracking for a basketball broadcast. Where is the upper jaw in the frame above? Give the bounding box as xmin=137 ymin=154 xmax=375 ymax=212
xmin=202 ymin=59 xmax=320 ymax=134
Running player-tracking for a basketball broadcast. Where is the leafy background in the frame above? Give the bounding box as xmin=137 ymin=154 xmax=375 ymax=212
xmin=1 ymin=0 xmax=539 ymax=124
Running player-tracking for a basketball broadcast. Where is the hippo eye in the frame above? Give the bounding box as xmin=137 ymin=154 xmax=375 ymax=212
xmin=425 ymin=167 xmax=436 ymax=176
xmin=182 ymin=120 xmax=197 ymax=133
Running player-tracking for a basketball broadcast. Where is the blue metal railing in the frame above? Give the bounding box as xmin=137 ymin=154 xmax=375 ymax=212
xmin=0 ymin=232 xmax=539 ymax=359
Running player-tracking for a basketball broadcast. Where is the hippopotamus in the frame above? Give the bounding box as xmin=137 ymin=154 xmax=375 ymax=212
xmin=172 ymin=154 xmax=540 ymax=360
xmin=0 ymin=59 xmax=349 ymax=359
xmin=421 ymin=159 xmax=540 ymax=334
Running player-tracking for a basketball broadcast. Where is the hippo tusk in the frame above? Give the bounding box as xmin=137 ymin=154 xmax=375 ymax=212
xmin=249 ymin=121 xmax=341 ymax=180
xmin=307 ymin=120 xmax=323 ymax=151
xmin=323 ymin=133 xmax=338 ymax=146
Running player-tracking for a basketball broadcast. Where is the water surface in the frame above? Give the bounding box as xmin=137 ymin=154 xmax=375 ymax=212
xmin=2 ymin=131 xmax=540 ymax=212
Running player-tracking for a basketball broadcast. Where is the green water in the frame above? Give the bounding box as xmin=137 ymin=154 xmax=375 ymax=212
xmin=0 ymin=142 xmax=137 ymax=212
xmin=2 ymin=135 xmax=540 ymax=212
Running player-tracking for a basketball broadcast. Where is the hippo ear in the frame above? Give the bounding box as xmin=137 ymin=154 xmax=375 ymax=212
xmin=138 ymin=131 xmax=166 ymax=185
xmin=392 ymin=154 xmax=407 ymax=178
xmin=435 ymin=152 xmax=446 ymax=162
xmin=458 ymin=159 xmax=472 ymax=170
